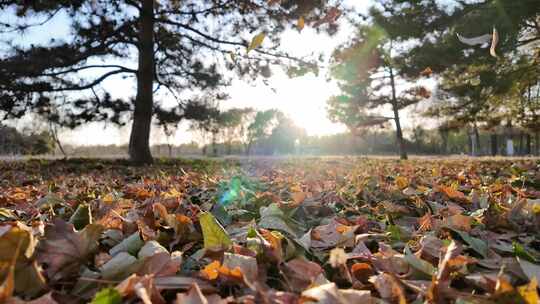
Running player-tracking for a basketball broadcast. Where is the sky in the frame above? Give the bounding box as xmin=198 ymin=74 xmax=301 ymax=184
xmin=4 ymin=1 xmax=433 ymax=146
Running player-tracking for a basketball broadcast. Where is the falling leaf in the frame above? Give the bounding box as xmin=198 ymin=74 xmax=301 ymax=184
xmin=456 ymin=32 xmax=492 ymax=46
xmin=247 ymin=33 xmax=265 ymax=53
xmin=420 ymin=67 xmax=433 ymax=77
xmin=313 ymin=7 xmax=342 ymax=28
xmin=490 ymin=27 xmax=499 ymax=58
xmin=297 ymin=16 xmax=305 ymax=31
xmin=198 ymin=212 xmax=232 ymax=251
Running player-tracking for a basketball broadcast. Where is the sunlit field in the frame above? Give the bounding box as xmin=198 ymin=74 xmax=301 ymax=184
xmin=1 ymin=0 xmax=540 ymax=303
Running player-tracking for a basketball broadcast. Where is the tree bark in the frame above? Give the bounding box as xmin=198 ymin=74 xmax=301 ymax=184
xmin=129 ymin=0 xmax=155 ymax=165
xmin=474 ymin=124 xmax=480 ymax=156
xmin=439 ymin=129 xmax=448 ymax=155
xmin=536 ymin=131 xmax=540 ymax=156
xmin=467 ymin=130 xmax=473 ymax=156
xmin=526 ymin=133 xmax=531 ymax=155
xmin=490 ymin=133 xmax=498 ymax=156
xmin=519 ymin=132 xmax=524 ymax=155
xmin=211 ymin=132 xmax=218 ymax=156
xmin=389 ymin=65 xmax=407 ymax=160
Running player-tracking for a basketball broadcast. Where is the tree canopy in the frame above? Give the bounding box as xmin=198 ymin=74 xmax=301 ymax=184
xmin=0 ymin=0 xmax=338 ymax=163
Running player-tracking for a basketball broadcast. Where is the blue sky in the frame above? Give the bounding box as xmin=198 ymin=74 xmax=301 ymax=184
xmin=3 ymin=1 xmax=433 ymax=146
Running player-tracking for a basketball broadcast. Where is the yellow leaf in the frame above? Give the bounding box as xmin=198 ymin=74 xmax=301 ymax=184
xmin=247 ymin=32 xmax=265 ymax=53
xmin=102 ymin=193 xmax=114 ymax=204
xmin=162 ymin=188 xmax=181 ymax=199
xmin=395 ymin=176 xmax=409 ymax=190
xmin=297 ymin=16 xmax=305 ymax=31
xmin=229 ymin=52 xmax=236 ymax=62
xmin=198 ymin=212 xmax=232 ymax=250
xmin=291 ymin=191 xmax=306 ymax=204
xmin=0 ymin=238 xmax=22 ymax=302
xmin=518 ymin=277 xmax=539 ymax=304
xmin=201 ymin=261 xmax=220 ymax=280
xmin=441 ymin=186 xmax=466 ymax=200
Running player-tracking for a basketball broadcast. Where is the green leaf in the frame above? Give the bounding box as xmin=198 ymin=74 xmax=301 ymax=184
xmin=447 ymin=228 xmax=487 ymax=258
xmin=69 ymin=203 xmax=92 ymax=230
xmin=404 ymin=245 xmax=437 ymax=278
xmin=387 ymin=225 xmax=402 ymax=241
xmin=258 ymin=203 xmax=301 ymax=237
xmin=91 ymin=288 xmax=122 ymax=304
xmin=514 ymin=242 xmax=538 ymax=263
xmin=199 ymin=212 xmax=232 ymax=250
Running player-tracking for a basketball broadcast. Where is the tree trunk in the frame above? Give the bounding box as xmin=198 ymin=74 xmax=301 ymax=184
xmin=439 ymin=129 xmax=448 ymax=155
xmin=389 ymin=65 xmax=407 ymax=160
xmin=536 ymin=131 xmax=540 ymax=156
xmin=474 ymin=124 xmax=480 ymax=156
xmin=467 ymin=131 xmax=473 ymax=156
xmin=519 ymin=132 xmax=524 ymax=155
xmin=128 ymin=0 xmax=155 ymax=165
xmin=490 ymin=133 xmax=498 ymax=156
xmin=526 ymin=133 xmax=531 ymax=155
xmin=211 ymin=132 xmax=218 ymax=156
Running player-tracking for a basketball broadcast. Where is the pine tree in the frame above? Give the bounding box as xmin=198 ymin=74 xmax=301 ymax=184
xmin=0 ymin=0 xmax=334 ymax=164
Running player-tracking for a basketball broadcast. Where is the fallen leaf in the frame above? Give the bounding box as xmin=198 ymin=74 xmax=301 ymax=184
xmin=301 ymin=283 xmax=373 ymax=304
xmin=198 ymin=212 xmax=232 ymax=251
xmin=37 ymin=220 xmax=104 ymax=281
xmin=91 ymin=288 xmax=122 ymax=304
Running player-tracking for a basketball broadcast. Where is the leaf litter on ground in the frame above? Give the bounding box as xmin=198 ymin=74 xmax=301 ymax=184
xmin=0 ymin=157 xmax=539 ymax=303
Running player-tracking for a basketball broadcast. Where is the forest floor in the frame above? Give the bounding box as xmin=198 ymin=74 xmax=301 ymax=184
xmin=0 ymin=157 xmax=539 ymax=303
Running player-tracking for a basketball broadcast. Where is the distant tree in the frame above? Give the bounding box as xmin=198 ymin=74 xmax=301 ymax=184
xmin=0 ymin=0 xmax=336 ymax=164
xmin=267 ymin=115 xmax=307 ymax=154
xmin=0 ymin=124 xmax=54 ymax=155
xmin=369 ymin=0 xmax=540 ymax=155
xmin=328 ymin=25 xmax=430 ymax=159
xmin=246 ymin=109 xmax=282 ymax=155
xmin=218 ymin=108 xmax=255 ymax=154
